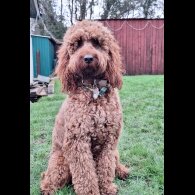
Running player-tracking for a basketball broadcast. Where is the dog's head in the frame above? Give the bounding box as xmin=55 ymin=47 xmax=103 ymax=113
xmin=55 ymin=20 xmax=124 ymax=93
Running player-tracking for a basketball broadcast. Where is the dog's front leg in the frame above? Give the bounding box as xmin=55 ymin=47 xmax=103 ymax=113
xmin=96 ymin=137 xmax=118 ymax=195
xmin=64 ymin=139 xmax=100 ymax=195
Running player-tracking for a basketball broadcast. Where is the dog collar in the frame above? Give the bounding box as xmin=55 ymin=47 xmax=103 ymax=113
xmin=81 ymin=79 xmax=110 ymax=100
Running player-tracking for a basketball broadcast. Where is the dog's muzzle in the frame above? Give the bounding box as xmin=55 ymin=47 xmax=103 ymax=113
xmin=84 ymin=55 xmax=93 ymax=64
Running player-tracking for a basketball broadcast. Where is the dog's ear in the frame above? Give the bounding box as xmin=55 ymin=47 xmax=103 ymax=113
xmin=54 ymin=43 xmax=70 ymax=92
xmin=105 ymin=40 xmax=125 ymax=90
xmin=55 ymin=42 xmax=78 ymax=93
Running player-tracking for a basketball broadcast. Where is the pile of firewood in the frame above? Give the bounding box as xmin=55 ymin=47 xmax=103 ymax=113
xmin=30 ymin=75 xmax=55 ymax=103
xmin=30 ymin=81 xmax=48 ymax=102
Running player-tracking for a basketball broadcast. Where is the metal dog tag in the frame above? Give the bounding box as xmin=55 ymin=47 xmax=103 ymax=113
xmin=93 ymin=87 xmax=99 ymax=99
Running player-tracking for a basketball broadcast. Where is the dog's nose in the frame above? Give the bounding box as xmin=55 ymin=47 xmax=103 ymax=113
xmin=84 ymin=55 xmax=93 ymax=64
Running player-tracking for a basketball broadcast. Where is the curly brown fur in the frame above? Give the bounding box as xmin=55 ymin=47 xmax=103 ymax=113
xmin=40 ymin=20 xmax=129 ymax=195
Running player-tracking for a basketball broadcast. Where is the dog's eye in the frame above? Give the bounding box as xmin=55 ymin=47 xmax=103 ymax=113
xmin=91 ymin=38 xmax=100 ymax=48
xmin=74 ymin=39 xmax=83 ymax=50
xmin=77 ymin=39 xmax=83 ymax=48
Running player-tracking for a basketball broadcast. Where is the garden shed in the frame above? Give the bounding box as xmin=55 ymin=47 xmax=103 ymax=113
xmin=31 ymin=35 xmax=58 ymax=78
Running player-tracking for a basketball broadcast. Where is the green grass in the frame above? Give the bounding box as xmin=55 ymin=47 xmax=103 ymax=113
xmin=30 ymin=75 xmax=164 ymax=195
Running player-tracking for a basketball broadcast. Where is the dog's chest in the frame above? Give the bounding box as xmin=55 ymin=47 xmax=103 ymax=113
xmin=87 ymin=101 xmax=121 ymax=140
xmin=64 ymin=91 xmax=122 ymax=142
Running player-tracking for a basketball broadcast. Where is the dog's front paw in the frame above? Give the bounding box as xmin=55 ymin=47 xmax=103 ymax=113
xmin=40 ymin=189 xmax=55 ymax=195
xmin=40 ymin=172 xmax=55 ymax=195
xmin=116 ymin=167 xmax=129 ymax=180
xmin=101 ymin=183 xmax=118 ymax=195
xmin=116 ymin=164 xmax=130 ymax=180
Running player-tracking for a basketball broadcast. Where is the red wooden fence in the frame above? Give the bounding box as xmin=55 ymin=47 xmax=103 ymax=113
xmin=99 ymin=19 xmax=164 ymax=75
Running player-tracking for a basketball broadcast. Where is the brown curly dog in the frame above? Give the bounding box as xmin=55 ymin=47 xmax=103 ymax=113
xmin=40 ymin=20 xmax=129 ymax=195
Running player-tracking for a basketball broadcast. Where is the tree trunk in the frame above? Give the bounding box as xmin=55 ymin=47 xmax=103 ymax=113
xmin=60 ymin=0 xmax=63 ymax=22
xmin=80 ymin=0 xmax=87 ymax=20
xmin=68 ymin=0 xmax=74 ymax=25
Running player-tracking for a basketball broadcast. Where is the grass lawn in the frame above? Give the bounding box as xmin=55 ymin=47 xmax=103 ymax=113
xmin=30 ymin=75 xmax=164 ymax=195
